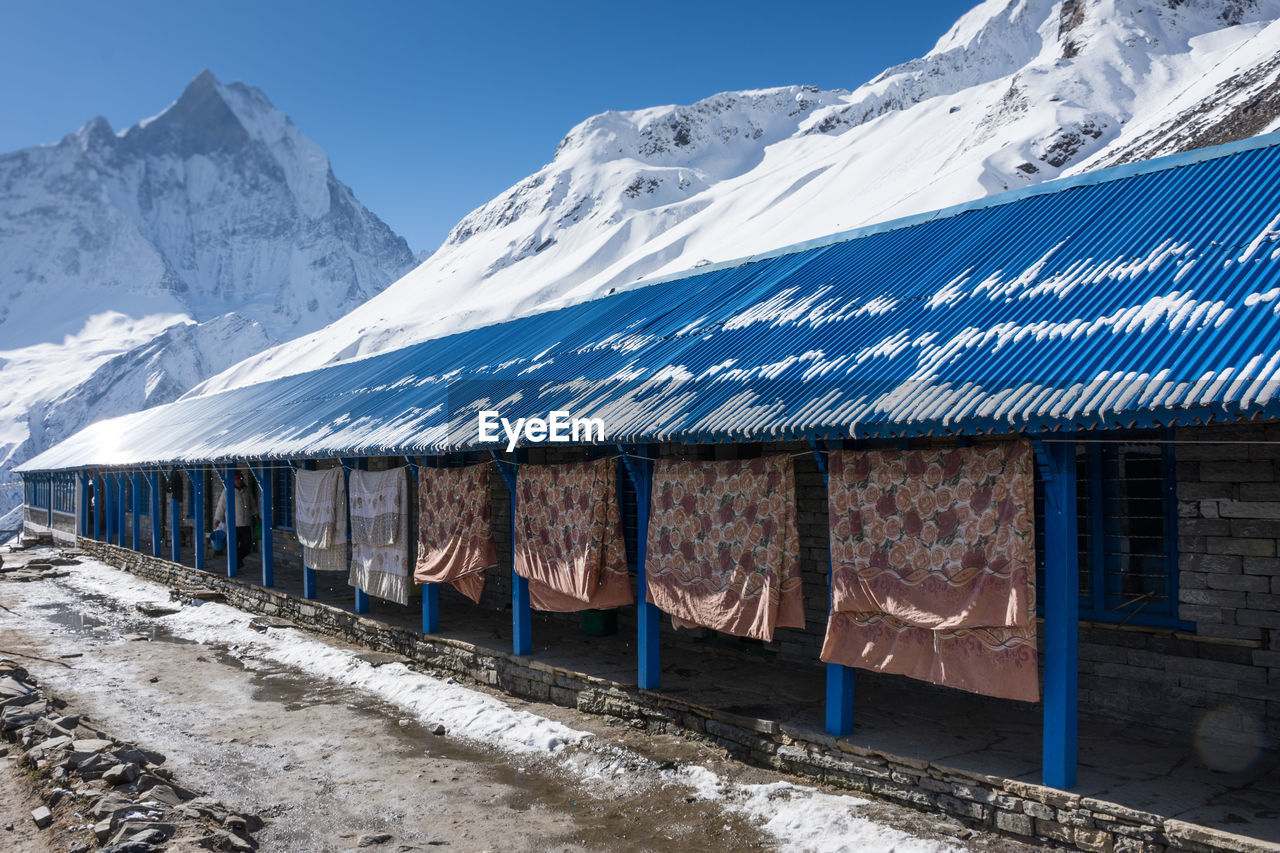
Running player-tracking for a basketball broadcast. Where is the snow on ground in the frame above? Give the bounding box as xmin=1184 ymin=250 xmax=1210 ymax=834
xmin=21 ymin=557 xmax=961 ymax=853
xmin=55 ymin=560 xmax=586 ymax=755
xmin=666 ymin=765 xmax=960 ymax=853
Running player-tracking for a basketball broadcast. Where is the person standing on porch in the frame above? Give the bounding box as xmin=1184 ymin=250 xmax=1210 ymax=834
xmin=214 ymin=470 xmax=259 ymax=571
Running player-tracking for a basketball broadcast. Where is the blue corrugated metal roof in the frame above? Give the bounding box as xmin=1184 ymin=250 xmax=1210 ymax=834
xmin=19 ymin=132 xmax=1280 ymax=472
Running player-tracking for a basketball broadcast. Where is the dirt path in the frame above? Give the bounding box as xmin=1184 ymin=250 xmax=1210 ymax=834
xmin=0 ymin=551 xmax=1034 ymax=853
xmin=0 ymin=747 xmax=56 ymax=853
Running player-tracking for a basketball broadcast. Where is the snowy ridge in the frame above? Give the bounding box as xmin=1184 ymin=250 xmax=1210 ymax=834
xmin=0 ymin=71 xmax=415 ymax=521
xmin=193 ymin=0 xmax=1280 ymax=398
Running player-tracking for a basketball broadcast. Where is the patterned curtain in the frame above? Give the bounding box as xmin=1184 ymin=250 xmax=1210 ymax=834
xmin=294 ymin=467 xmax=347 ymax=573
xmin=645 ymin=455 xmax=803 ymax=642
xmin=514 ymin=458 xmax=632 ymax=612
xmin=821 ymin=441 xmax=1038 ymax=702
xmin=348 ymin=467 xmax=410 ymax=605
xmin=414 ymin=463 xmax=498 ymax=604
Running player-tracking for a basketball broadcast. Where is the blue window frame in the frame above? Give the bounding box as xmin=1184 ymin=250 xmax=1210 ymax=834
xmin=272 ymin=465 xmax=294 ymax=530
xmin=1036 ymin=436 xmax=1189 ymax=630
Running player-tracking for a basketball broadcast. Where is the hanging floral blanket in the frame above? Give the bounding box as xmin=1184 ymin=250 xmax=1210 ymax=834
xmin=294 ymin=467 xmax=347 ymax=573
xmin=514 ymin=458 xmax=632 ymax=612
xmin=414 ymin=463 xmax=497 ymax=604
xmin=348 ymin=467 xmax=410 ymax=605
xmin=820 ymin=441 xmax=1039 ymax=702
xmin=645 ymin=456 xmax=803 ymax=642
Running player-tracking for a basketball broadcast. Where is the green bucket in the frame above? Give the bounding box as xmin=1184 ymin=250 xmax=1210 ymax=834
xmin=581 ymin=609 xmax=617 ymax=637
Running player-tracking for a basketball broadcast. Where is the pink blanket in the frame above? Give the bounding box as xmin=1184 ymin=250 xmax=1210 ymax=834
xmin=645 ymin=456 xmax=803 ymax=642
xmin=414 ymin=463 xmax=498 ymax=604
xmin=821 ymin=441 xmax=1038 ymax=702
xmin=514 ymin=458 xmax=633 ymax=613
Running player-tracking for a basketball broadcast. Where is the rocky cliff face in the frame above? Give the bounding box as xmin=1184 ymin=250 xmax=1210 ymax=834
xmin=194 ymin=0 xmax=1280 ymax=397
xmin=0 ymin=71 xmax=415 ymax=521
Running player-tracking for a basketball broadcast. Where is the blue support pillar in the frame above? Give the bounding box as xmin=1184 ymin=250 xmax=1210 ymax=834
xmin=217 ymin=464 xmax=238 ymax=578
xmin=185 ymin=466 xmax=206 ymax=572
xmin=1037 ymin=439 xmax=1079 ymax=790
xmin=345 ymin=458 xmax=369 ymax=614
xmin=250 ymin=462 xmax=274 ymax=588
xmin=620 ymin=444 xmax=660 ymax=690
xmin=45 ymin=475 xmax=53 ymax=530
xmin=409 ymin=460 xmax=438 ymax=633
xmin=148 ymin=470 xmax=162 ymax=558
xmin=130 ymin=472 xmax=142 ymax=551
xmin=300 ymin=460 xmax=317 ymax=599
xmin=811 ymin=439 xmax=854 ymax=736
xmin=494 ymin=452 xmax=529 ymax=656
xmin=77 ymin=472 xmax=90 ymax=537
xmin=169 ymin=471 xmax=181 ymax=564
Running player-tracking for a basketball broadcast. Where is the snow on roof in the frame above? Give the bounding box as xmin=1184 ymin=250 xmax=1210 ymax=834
xmin=19 ymin=132 xmax=1280 ymax=472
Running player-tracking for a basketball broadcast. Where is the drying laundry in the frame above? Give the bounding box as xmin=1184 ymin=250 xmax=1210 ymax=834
xmin=513 ymin=457 xmax=632 ymax=612
xmin=414 ymin=463 xmax=498 ymax=604
xmin=821 ymin=441 xmax=1038 ymax=702
xmin=294 ymin=467 xmax=347 ymax=573
xmin=645 ymin=455 xmax=803 ymax=642
xmin=349 ymin=466 xmax=410 ymax=605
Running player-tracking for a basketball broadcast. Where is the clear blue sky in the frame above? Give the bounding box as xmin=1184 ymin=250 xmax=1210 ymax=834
xmin=4 ymin=0 xmax=976 ymax=253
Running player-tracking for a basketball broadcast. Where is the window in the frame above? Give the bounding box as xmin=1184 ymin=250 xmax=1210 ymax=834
xmin=272 ymin=466 xmax=295 ymax=530
xmin=618 ymin=457 xmax=639 ymax=573
xmin=1036 ymin=436 xmax=1186 ymax=629
xmin=52 ymin=475 xmax=75 ymax=514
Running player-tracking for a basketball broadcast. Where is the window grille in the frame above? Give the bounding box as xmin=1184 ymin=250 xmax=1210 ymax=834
xmin=1035 ymin=437 xmax=1185 ymax=629
xmin=272 ymin=466 xmax=295 ymax=530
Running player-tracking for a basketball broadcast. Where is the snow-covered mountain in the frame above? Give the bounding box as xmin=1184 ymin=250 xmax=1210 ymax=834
xmin=0 ymin=71 xmax=415 ymax=522
xmin=195 ymin=0 xmax=1280 ymax=396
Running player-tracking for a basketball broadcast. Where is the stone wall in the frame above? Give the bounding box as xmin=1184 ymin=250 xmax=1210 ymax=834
xmin=76 ymin=538 xmax=1276 ymax=853
xmin=1075 ymin=422 xmax=1279 ymax=747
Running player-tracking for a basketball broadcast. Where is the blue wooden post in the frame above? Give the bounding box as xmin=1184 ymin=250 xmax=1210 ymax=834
xmin=620 ymin=445 xmax=660 ymax=689
xmin=250 ymin=462 xmax=274 ymax=588
xmin=45 ymin=475 xmax=53 ymax=530
xmin=494 ymin=453 xmax=529 ymax=655
xmin=345 ymin=458 xmax=370 ymax=614
xmin=1037 ymin=439 xmax=1079 ymax=790
xmin=812 ymin=440 xmax=855 ymax=736
xmin=169 ymin=471 xmax=181 ymax=564
xmin=300 ymin=460 xmax=317 ymax=599
xmin=409 ymin=460 xmax=438 ymax=633
xmin=184 ymin=467 xmax=206 ymax=571
xmin=148 ymin=470 xmax=162 ymax=558
xmin=77 ymin=472 xmax=90 ymax=537
xmin=130 ymin=471 xmax=142 ymax=551
xmin=218 ymin=464 xmax=238 ymax=578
